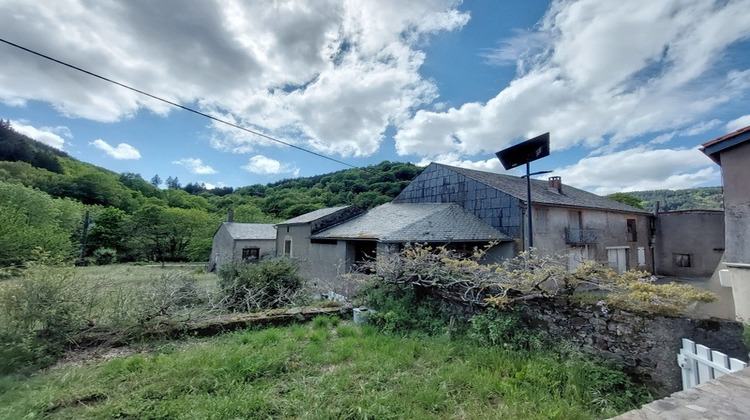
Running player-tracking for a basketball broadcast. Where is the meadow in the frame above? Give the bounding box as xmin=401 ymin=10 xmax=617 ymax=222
xmin=0 ymin=265 xmax=650 ymax=419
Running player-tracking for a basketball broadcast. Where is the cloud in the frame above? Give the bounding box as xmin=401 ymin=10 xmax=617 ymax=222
xmin=0 ymin=0 xmax=468 ymax=157
xmin=727 ymin=114 xmax=750 ymax=132
xmin=394 ymin=0 xmax=750 ymax=159
xmin=680 ymin=119 xmax=721 ymax=136
xmin=551 ymin=147 xmax=718 ymax=195
xmin=414 ymin=154 xmax=504 ymax=173
xmin=172 ymin=158 xmax=217 ymax=174
xmin=9 ymin=120 xmax=69 ymax=150
xmin=90 ymin=139 xmax=141 ymax=160
xmin=242 ymin=155 xmax=299 ymax=176
xmin=481 ymin=29 xmax=549 ymax=67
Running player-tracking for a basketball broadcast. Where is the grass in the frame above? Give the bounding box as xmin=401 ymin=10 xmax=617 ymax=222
xmin=0 ymin=316 xmax=648 ymax=419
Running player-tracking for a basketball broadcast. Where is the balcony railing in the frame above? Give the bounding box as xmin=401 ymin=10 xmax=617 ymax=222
xmin=565 ymin=228 xmax=598 ymax=245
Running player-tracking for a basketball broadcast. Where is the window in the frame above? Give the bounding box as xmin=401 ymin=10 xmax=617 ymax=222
xmin=241 ymin=247 xmax=259 ymax=261
xmin=674 ymin=253 xmax=692 ymax=267
xmin=626 ymin=219 xmax=637 ymax=242
xmin=535 ymin=208 xmax=548 ymax=232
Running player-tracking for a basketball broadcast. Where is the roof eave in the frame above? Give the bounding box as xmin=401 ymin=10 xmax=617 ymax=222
xmin=700 ymin=126 xmax=750 ymax=166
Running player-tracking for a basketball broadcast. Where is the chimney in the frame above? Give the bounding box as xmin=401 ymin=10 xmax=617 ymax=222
xmin=548 ymin=176 xmax=562 ymax=194
xmin=227 ymin=210 xmax=234 ymax=222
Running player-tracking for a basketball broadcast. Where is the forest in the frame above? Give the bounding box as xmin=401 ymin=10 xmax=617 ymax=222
xmin=0 ymin=120 xmax=421 ymax=266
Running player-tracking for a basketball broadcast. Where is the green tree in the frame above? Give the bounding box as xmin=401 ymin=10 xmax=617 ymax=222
xmin=0 ymin=181 xmax=83 ymax=266
xmin=606 ymin=193 xmax=644 ymax=209
xmin=129 ymin=204 xmax=218 ymax=262
xmin=88 ymin=207 xmax=129 ymax=259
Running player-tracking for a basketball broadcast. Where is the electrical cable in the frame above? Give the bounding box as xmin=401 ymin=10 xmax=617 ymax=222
xmin=0 ymin=37 xmax=359 ymax=169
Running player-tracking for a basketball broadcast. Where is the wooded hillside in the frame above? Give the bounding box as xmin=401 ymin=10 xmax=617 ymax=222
xmin=626 ymin=187 xmax=723 ymax=212
xmin=0 ymin=120 xmax=422 ymax=266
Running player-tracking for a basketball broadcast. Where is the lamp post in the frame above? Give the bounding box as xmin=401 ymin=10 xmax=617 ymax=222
xmin=495 ymin=133 xmax=551 ymax=252
xmin=521 ymin=168 xmax=553 ymax=249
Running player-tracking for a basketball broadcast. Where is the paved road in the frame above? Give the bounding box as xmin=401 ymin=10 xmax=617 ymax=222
xmin=612 ymin=367 xmax=750 ymax=419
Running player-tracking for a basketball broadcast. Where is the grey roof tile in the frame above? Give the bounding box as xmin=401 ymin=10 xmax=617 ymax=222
xmin=435 ymin=163 xmax=649 ymax=214
xmin=277 ymin=206 xmax=351 ymax=225
xmin=224 ymin=223 xmax=277 ymax=240
xmin=311 ymin=202 xmax=511 ymax=242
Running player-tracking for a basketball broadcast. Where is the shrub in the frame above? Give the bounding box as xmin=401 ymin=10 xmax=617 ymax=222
xmin=217 ymin=257 xmax=308 ymax=311
xmin=93 ymin=247 xmax=117 ymax=265
xmin=354 ymin=281 xmax=451 ymax=336
xmin=0 ymin=267 xmax=87 ymax=373
xmin=469 ymin=307 xmax=547 ymax=351
xmin=0 ymin=266 xmax=210 ymax=374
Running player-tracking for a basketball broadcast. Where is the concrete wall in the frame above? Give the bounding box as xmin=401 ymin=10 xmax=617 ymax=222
xmin=722 ymin=141 xmax=750 ymax=265
xmin=276 ymin=224 xmax=353 ymax=291
xmin=532 ymin=205 xmax=653 ymax=272
xmin=276 ymin=224 xmax=311 ymax=260
xmin=209 ymin=224 xmax=234 ymax=272
xmin=718 ymin=141 xmax=750 ymax=322
xmin=654 ymin=211 xmax=725 ymax=277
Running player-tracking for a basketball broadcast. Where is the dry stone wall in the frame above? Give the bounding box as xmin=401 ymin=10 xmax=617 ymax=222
xmin=517 ymin=298 xmax=747 ymax=394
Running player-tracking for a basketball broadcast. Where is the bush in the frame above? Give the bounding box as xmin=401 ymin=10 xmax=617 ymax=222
xmin=0 ymin=266 xmax=210 ymax=374
xmin=217 ymin=257 xmax=308 ymax=311
xmin=354 ymin=281 xmax=451 ymax=336
xmin=468 ymin=307 xmax=547 ymax=351
xmin=0 ymin=267 xmax=87 ymax=373
xmin=93 ymin=247 xmax=117 ymax=265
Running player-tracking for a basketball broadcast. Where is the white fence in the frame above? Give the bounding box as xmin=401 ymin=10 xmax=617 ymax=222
xmin=677 ymin=338 xmax=747 ymax=390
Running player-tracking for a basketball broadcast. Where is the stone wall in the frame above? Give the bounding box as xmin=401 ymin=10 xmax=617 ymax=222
xmin=516 ymin=298 xmax=748 ymax=394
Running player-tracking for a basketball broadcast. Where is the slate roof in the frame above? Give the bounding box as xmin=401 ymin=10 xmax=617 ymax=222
xmin=311 ymin=202 xmax=511 ymax=243
xmin=701 ymin=124 xmax=750 ymax=165
xmin=435 ymin=163 xmax=649 ymax=214
xmin=223 ymin=223 xmax=277 ymax=240
xmin=277 ymin=206 xmax=351 ymax=225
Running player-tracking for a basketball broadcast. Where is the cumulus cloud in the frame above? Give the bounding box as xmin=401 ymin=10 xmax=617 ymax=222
xmin=394 ymin=0 xmax=750 ymax=159
xmin=551 ymin=147 xmax=717 ymax=195
xmin=172 ymin=158 xmax=217 ymax=175
xmin=0 ymin=0 xmax=468 ymax=157
xmin=9 ymin=120 xmax=70 ymax=150
xmin=90 ymin=139 xmax=141 ymax=160
xmin=727 ymin=114 xmax=750 ymax=132
xmin=242 ymin=155 xmax=299 ymax=176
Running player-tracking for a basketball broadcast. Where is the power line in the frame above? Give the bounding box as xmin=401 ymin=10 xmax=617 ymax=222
xmin=0 ymin=37 xmax=359 ymax=170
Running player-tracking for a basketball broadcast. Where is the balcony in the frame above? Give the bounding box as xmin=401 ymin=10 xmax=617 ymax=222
xmin=565 ymin=228 xmax=598 ymax=245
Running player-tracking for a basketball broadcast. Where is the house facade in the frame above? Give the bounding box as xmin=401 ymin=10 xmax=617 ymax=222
xmin=654 ymin=210 xmax=725 ymax=278
xmin=208 ymin=222 xmax=277 ymax=272
xmin=275 ymin=206 xmax=365 ymax=280
xmin=393 ymin=163 xmax=653 ymax=272
xmin=701 ymin=125 xmax=750 ymax=322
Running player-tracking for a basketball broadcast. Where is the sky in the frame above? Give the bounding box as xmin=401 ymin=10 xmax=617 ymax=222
xmin=1 ymin=0 xmax=750 ymax=194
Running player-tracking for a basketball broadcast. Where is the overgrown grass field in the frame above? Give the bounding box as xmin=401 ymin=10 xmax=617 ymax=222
xmin=0 ymin=315 xmax=646 ymax=419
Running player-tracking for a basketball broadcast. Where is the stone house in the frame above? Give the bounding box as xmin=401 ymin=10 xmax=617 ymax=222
xmin=701 ymin=124 xmax=750 ymax=322
xmin=275 ymin=201 xmax=511 ymax=293
xmin=393 ymin=163 xmax=653 ymax=273
xmin=208 ymin=222 xmax=277 ymax=272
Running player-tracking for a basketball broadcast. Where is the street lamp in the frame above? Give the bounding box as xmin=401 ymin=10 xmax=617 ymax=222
xmin=521 ymin=169 xmax=553 ymax=248
xmin=495 ymin=133 xmax=551 ymax=251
